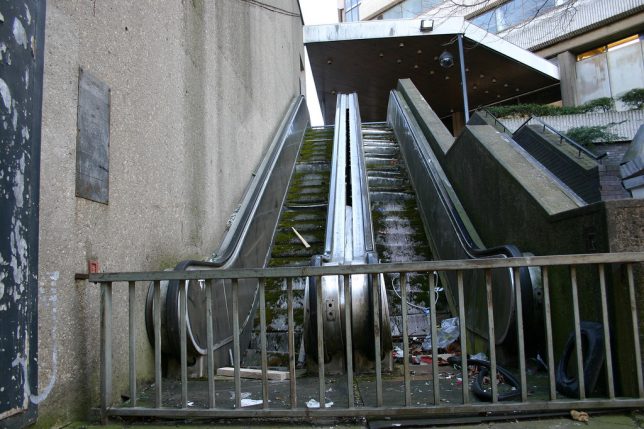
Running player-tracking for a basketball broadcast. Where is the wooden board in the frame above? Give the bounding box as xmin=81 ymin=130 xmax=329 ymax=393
xmin=216 ymin=367 xmax=290 ymax=381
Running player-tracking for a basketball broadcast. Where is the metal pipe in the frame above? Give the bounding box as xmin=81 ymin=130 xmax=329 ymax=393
xmin=401 ymin=273 xmax=411 ymax=406
xmin=627 ymin=264 xmax=644 ymax=397
xmin=598 ymin=264 xmax=615 ymax=399
xmin=430 ymin=274 xmax=440 ymax=405
xmin=260 ymin=279 xmax=269 ymax=409
xmin=232 ymin=278 xmax=241 ymax=409
xmin=101 ymin=282 xmax=113 ymax=421
xmin=180 ymin=280 xmax=188 ymax=408
xmin=128 ymin=281 xmax=137 ymax=407
xmin=316 ymin=276 xmax=326 ymax=408
xmin=288 ymin=278 xmax=297 ymax=408
xmin=570 ymin=267 xmax=585 ymax=399
xmin=373 ymin=274 xmax=383 ymax=407
xmin=485 ymin=270 xmax=498 ymax=403
xmin=542 ymin=267 xmax=557 ymax=400
xmin=153 ymin=280 xmax=162 ymax=408
xmin=457 ymin=34 xmax=470 ymax=123
xmin=513 ymin=267 xmax=527 ymax=402
xmin=457 ymin=271 xmax=469 ymax=404
xmin=344 ymin=274 xmax=354 ymax=408
xmin=206 ymin=279 xmax=216 ymax=408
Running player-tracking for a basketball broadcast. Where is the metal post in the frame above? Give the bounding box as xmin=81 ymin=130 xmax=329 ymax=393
xmin=180 ymin=280 xmax=188 ymax=408
xmin=100 ymin=282 xmax=113 ymax=423
xmin=259 ymin=279 xmax=269 ymax=409
xmin=457 ymin=271 xmax=469 ymax=404
xmin=344 ymin=275 xmax=354 ymax=408
xmin=287 ymin=278 xmax=297 ymax=408
xmin=206 ymin=279 xmax=216 ymax=408
xmin=429 ymin=273 xmax=439 ymax=405
xmin=457 ymin=34 xmax=470 ymax=123
xmin=128 ymin=281 xmax=137 ymax=407
xmin=401 ymin=273 xmax=411 ymax=406
xmin=232 ymin=278 xmax=241 ymax=409
xmin=570 ymin=267 xmax=585 ymax=399
xmin=153 ymin=280 xmax=162 ymax=408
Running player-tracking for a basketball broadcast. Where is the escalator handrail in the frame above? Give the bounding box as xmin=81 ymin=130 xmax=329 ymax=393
xmin=185 ymin=95 xmax=307 ymax=270
xmin=324 ymin=94 xmax=348 ymax=261
xmin=347 ymin=92 xmax=376 ymax=257
xmin=391 ymin=92 xmax=519 ymax=260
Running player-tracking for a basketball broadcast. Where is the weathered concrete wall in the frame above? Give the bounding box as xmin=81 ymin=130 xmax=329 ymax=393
xmin=37 ymin=0 xmax=303 ymax=425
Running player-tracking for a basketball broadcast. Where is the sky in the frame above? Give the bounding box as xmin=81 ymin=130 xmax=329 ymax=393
xmin=299 ymin=0 xmax=339 ymax=126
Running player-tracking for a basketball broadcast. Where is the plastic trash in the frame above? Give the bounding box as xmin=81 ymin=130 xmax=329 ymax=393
xmin=306 ymin=399 xmax=333 ymax=408
xmin=422 ymin=317 xmax=460 ymax=351
xmin=392 ymin=346 xmax=404 ymax=359
xmin=240 ymin=399 xmax=263 ymax=407
xmin=471 ymin=352 xmax=487 ymax=361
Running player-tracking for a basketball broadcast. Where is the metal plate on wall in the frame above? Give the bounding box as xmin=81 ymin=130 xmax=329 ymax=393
xmin=76 ymin=68 xmax=110 ymax=204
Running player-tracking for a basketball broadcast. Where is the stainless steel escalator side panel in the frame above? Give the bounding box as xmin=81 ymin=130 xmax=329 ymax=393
xmin=386 ymin=90 xmax=517 ymax=344
xmin=145 ymin=96 xmax=310 ymax=364
xmin=347 ymin=93 xmax=392 ymax=362
xmin=306 ymin=93 xmax=392 ymax=372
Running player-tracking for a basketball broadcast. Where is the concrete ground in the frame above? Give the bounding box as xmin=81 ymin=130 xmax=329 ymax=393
xmin=68 ymin=367 xmax=642 ymax=428
xmin=67 ymin=411 xmax=644 ymax=428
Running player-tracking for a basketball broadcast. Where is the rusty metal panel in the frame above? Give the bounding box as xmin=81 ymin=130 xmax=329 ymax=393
xmin=0 ymin=1 xmax=46 ymax=427
xmin=76 ymin=68 xmax=110 ymax=204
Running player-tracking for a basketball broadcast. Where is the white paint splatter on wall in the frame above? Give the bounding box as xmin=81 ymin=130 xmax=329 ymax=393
xmin=11 ymin=272 xmax=59 ymax=405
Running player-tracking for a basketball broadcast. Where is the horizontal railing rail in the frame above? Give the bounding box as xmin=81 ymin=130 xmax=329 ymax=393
xmin=92 ymin=252 xmax=644 ymax=424
xmin=516 ymin=115 xmax=607 ymax=161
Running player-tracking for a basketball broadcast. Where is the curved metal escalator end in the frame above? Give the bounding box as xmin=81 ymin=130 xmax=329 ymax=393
xmin=143 ymin=95 xmax=310 ymax=360
xmin=303 ymin=253 xmax=393 ymax=368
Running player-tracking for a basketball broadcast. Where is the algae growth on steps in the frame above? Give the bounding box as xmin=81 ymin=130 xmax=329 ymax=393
xmin=244 ymin=126 xmax=334 ymax=367
xmin=362 ymin=123 xmax=449 ymax=334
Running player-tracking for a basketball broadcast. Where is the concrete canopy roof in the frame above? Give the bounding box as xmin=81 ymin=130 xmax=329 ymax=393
xmin=304 ymin=18 xmax=561 ymax=124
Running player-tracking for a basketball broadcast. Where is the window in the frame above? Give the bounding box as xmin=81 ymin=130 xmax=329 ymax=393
xmin=345 ymin=0 xmax=360 ymax=21
xmin=470 ymin=0 xmax=561 ymax=34
xmin=576 ymin=35 xmax=641 ymax=61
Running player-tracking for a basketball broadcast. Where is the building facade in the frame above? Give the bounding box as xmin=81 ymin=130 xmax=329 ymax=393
xmin=340 ymin=0 xmax=644 ymax=109
xmin=1 ymin=1 xmax=304 ymax=427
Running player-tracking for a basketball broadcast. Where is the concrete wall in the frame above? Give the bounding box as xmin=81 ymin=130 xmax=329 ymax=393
xmin=37 ymin=0 xmax=303 ymax=425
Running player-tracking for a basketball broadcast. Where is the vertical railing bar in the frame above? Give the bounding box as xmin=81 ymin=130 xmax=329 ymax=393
xmin=373 ymin=274 xmax=383 ymax=407
xmin=100 ymin=282 xmax=113 ymax=423
xmin=344 ymin=274 xmax=354 ymax=408
xmin=457 ymin=271 xmax=469 ymax=404
xmin=180 ymin=280 xmax=188 ymax=408
xmin=153 ymin=280 xmax=162 ymax=408
xmin=570 ymin=266 xmax=585 ymax=400
xmin=287 ymin=278 xmax=297 ymax=409
xmin=128 ymin=281 xmax=137 ymax=407
xmin=232 ymin=278 xmax=242 ymax=410
xmin=542 ymin=267 xmax=556 ymax=400
xmin=316 ymin=275 xmax=326 ymax=408
xmin=513 ymin=268 xmax=527 ymax=402
xmin=485 ymin=269 xmax=498 ymax=403
xmin=206 ymin=279 xmax=216 ymax=408
xmin=627 ymin=263 xmax=644 ymax=397
xmin=259 ymin=279 xmax=269 ymax=409
xmin=401 ymin=272 xmax=411 ymax=406
xmin=598 ymin=264 xmax=615 ymax=399
xmin=429 ymin=273 xmax=440 ymax=405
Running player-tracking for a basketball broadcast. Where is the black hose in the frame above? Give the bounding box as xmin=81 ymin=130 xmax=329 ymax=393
xmin=448 ymin=356 xmax=521 ymax=401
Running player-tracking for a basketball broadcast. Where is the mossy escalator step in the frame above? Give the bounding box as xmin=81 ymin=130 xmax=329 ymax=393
xmin=363 ymin=122 xmax=437 ymax=321
xmin=243 ymin=126 xmax=333 ymax=367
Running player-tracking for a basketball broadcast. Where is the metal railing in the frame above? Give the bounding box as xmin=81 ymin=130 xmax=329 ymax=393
xmin=515 ymin=115 xmax=607 ymax=161
xmin=477 ymin=108 xmax=512 ymax=135
xmin=478 ymin=109 xmax=607 ymax=162
xmin=91 ymin=252 xmax=644 ymax=424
